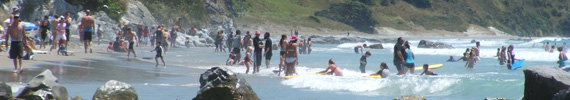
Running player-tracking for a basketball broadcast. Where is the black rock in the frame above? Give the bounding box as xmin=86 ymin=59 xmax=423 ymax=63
xmin=417 ymin=40 xmax=454 ymax=49
xmin=193 ymin=67 xmax=259 ymax=100
xmin=0 ymin=82 xmax=11 ymax=100
xmin=367 ymin=44 xmax=384 ymax=49
xmin=524 ymin=66 xmax=570 ymax=100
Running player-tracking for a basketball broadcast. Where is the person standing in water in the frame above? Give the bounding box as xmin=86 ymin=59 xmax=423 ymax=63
xmin=227 ymin=32 xmax=234 ymax=52
xmin=465 ymin=47 xmax=477 ymax=68
xmin=126 ymin=28 xmax=138 ymax=58
xmin=252 ymin=30 xmax=264 ymax=73
xmin=80 ymin=10 xmax=95 ymax=53
xmin=403 ymin=41 xmax=415 ymax=74
xmin=318 ymin=59 xmax=343 ymax=76
xmin=558 ymin=46 xmax=568 ymax=68
xmin=507 ymin=45 xmax=515 ymax=69
xmin=39 ymin=16 xmax=50 ymax=49
xmin=307 ymin=38 xmax=312 ymax=54
xmin=244 ymin=47 xmax=253 ymax=74
xmin=370 ymin=62 xmax=391 ymax=78
xmin=277 ymin=34 xmax=288 ymax=76
xmin=151 ymin=42 xmax=166 ymax=67
xmin=65 ymin=12 xmax=72 ymax=47
xmin=7 ymin=15 xmax=27 ymax=73
xmin=263 ymin=32 xmax=273 ymax=68
xmin=500 ymin=46 xmax=507 ymax=65
xmin=354 ymin=44 xmax=367 ymax=54
xmin=285 ymin=35 xmax=299 ymax=76
xmin=359 ymin=51 xmax=371 ymax=73
xmin=393 ymin=37 xmax=407 ymax=75
xmin=232 ymin=30 xmax=243 ymax=66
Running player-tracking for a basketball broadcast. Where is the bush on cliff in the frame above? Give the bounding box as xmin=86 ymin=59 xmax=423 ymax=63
xmin=65 ymin=0 xmax=128 ymax=22
xmin=315 ymin=1 xmax=378 ymax=33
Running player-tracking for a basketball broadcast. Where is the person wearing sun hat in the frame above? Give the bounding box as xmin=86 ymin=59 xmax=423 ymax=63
xmin=284 ymin=35 xmax=298 ymax=76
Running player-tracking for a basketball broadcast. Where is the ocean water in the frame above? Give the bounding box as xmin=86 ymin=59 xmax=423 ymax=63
xmin=2 ymin=37 xmax=569 ymax=100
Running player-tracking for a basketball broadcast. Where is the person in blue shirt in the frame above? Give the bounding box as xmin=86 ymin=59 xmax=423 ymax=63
xmin=151 ymin=42 xmax=166 ymax=67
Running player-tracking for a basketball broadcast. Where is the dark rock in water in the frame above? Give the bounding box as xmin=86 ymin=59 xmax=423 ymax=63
xmin=393 ymin=95 xmax=426 ymax=100
xmin=367 ymin=44 xmax=384 ymax=49
xmin=524 ymin=66 xmax=570 ymax=100
xmin=417 ymin=40 xmax=454 ymax=49
xmin=553 ymin=88 xmax=570 ymax=100
xmin=484 ymin=97 xmax=509 ymax=100
xmin=471 ymin=40 xmax=477 ymax=43
xmin=272 ymin=43 xmax=279 ymax=50
xmin=0 ymin=82 xmax=11 ymax=100
xmin=93 ymin=80 xmax=138 ymax=100
xmin=193 ymin=67 xmax=259 ymax=100
xmin=16 ymin=69 xmax=68 ymax=100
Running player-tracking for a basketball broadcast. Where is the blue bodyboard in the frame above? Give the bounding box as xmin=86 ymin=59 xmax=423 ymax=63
xmin=511 ymin=59 xmax=525 ymax=70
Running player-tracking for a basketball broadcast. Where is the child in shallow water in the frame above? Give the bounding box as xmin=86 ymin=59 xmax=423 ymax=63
xmin=420 ymin=64 xmax=437 ymax=75
xmin=558 ymin=46 xmax=568 ymax=68
xmin=370 ymin=62 xmax=391 ymax=78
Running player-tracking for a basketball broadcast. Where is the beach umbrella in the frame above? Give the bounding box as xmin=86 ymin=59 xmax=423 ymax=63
xmin=3 ymin=19 xmax=39 ymax=31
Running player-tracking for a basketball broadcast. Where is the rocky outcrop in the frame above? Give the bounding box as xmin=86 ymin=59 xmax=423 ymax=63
xmin=417 ymin=40 xmax=454 ymax=49
xmin=193 ymin=67 xmax=259 ymax=100
xmin=93 ymin=80 xmax=138 ymax=100
xmin=205 ymin=0 xmax=236 ymax=37
xmin=524 ymin=66 xmax=570 ymax=100
xmin=16 ymin=69 xmax=68 ymax=100
xmin=553 ymin=89 xmax=570 ymax=100
xmin=393 ymin=95 xmax=426 ymax=100
xmin=367 ymin=44 xmax=383 ymax=49
xmin=307 ymin=35 xmax=386 ymax=44
xmin=120 ymin=1 xmax=158 ymax=26
xmin=4 ymin=0 xmax=81 ymax=22
xmin=0 ymin=82 xmax=11 ymax=100
xmin=176 ymin=32 xmax=215 ymax=47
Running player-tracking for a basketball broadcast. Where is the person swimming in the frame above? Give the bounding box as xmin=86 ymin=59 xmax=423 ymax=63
xmin=370 ymin=62 xmax=391 ymax=78
xmin=558 ymin=46 xmax=568 ymax=68
xmin=420 ymin=64 xmax=437 ymax=75
xmin=319 ymin=59 xmax=343 ymax=76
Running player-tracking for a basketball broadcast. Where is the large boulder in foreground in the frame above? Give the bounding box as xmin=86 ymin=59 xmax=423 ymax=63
xmin=193 ymin=67 xmax=259 ymax=100
xmin=16 ymin=69 xmax=68 ymax=100
xmin=524 ymin=66 xmax=570 ymax=100
xmin=417 ymin=40 xmax=454 ymax=49
xmin=0 ymin=82 xmax=11 ymax=100
xmin=93 ymin=80 xmax=138 ymax=100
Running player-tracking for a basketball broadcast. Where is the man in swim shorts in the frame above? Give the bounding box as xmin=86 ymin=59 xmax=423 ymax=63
xmin=7 ymin=15 xmax=27 ymax=73
xmin=80 ymin=10 xmax=95 ymax=53
xmin=233 ymin=30 xmax=243 ymax=65
xmin=264 ymin=32 xmax=273 ymax=68
xmin=354 ymin=44 xmax=367 ymax=54
xmin=253 ymin=30 xmax=264 ymax=73
xmin=126 ymin=27 xmax=138 ymax=58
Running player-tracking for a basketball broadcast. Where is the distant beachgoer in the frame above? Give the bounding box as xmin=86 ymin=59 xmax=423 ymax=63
xmin=457 ymin=48 xmax=470 ymax=62
xmin=307 ymin=38 xmax=312 ymax=54
xmin=50 ymin=17 xmax=67 ymax=52
xmin=227 ymin=32 xmax=233 ymax=52
xmin=245 ymin=46 xmax=253 ymax=74
xmin=465 ymin=47 xmax=477 ymax=68
xmin=7 ymin=15 xmax=27 ymax=73
xmin=359 ymin=51 xmax=371 ymax=73
xmin=150 ymin=26 xmax=156 ymax=47
xmin=215 ymin=31 xmax=222 ymax=52
xmin=97 ymin=24 xmax=104 ymax=45
xmin=233 ymin=30 xmax=243 ymax=66
xmin=137 ymin=24 xmax=143 ymax=47
xmin=506 ymin=45 xmax=515 ymax=69
xmin=298 ymin=39 xmax=304 ymax=54
xmin=393 ymin=37 xmax=407 ymax=75
xmin=151 ymin=42 xmax=166 ymax=67
xmin=420 ymin=64 xmax=437 ymax=75
xmin=551 ymin=45 xmax=556 ymax=53
xmin=403 ymin=41 xmax=415 ymax=74
xmin=243 ymin=31 xmax=253 ymax=51
xmin=545 ymin=42 xmax=550 ymax=52
xmin=143 ymin=26 xmax=150 ymax=46
xmin=294 ymin=30 xmax=299 ymax=36
xmin=162 ymin=28 xmax=170 ymax=52
xmin=184 ymin=37 xmax=190 ymax=48
xmin=319 ymin=59 xmax=343 ymax=76
xmin=58 ymin=44 xmax=68 ymax=56
xmin=80 ymin=10 xmax=95 ymax=53
xmin=126 ymin=27 xmax=138 ymax=58
xmin=264 ymin=32 xmax=273 ymax=68
xmin=227 ymin=51 xmax=236 ymax=66
xmin=65 ymin=12 xmax=72 ymax=47
xmin=371 ymin=62 xmax=390 ymax=78
xmin=253 ymin=30 xmax=264 ymax=73
xmin=558 ymin=46 xmax=568 ymax=68
xmin=564 ymin=42 xmax=568 ymax=53
xmin=51 ymin=14 xmax=60 ymax=45
xmin=354 ymin=44 xmax=367 ymax=54
xmin=285 ymin=35 xmax=299 ymax=76
xmin=107 ymin=42 xmax=113 ymax=52
xmin=278 ymin=34 xmax=288 ymax=76
xmin=447 ymin=56 xmax=456 ymax=62
xmin=495 ymin=48 xmax=501 ymax=63
xmin=475 ymin=42 xmax=480 ymax=61
xmin=170 ymin=28 xmax=178 ymax=48
xmin=39 ymin=16 xmax=49 ymax=49
xmin=500 ymin=46 xmax=507 ymax=65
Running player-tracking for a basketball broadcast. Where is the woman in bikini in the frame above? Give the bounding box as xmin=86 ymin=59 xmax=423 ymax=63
xmin=244 ymin=46 xmax=253 ymax=74
xmin=277 ymin=34 xmax=288 ymax=76
xmin=285 ymin=35 xmax=299 ymax=76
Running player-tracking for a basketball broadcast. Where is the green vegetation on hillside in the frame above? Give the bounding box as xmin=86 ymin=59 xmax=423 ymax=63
xmin=66 ymin=0 xmax=129 ymax=22
xmin=315 ymin=1 xmax=378 ymax=33
xmin=140 ymin=0 xmax=208 ymax=27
